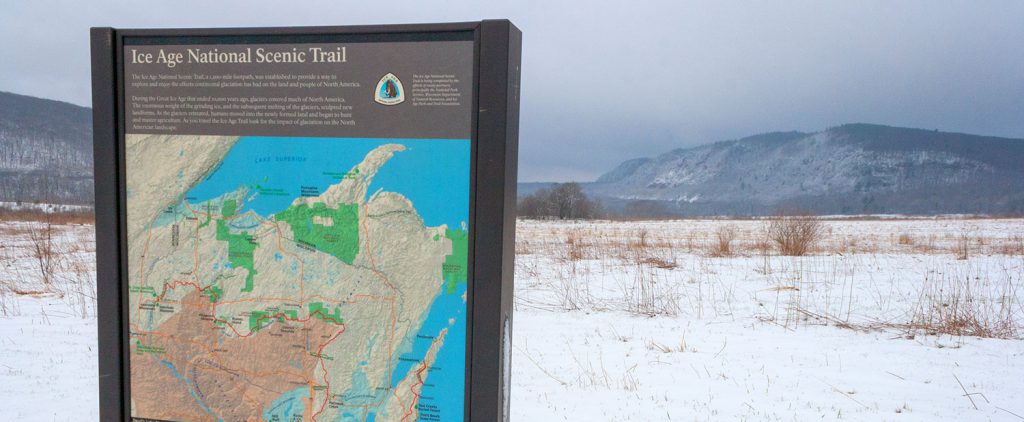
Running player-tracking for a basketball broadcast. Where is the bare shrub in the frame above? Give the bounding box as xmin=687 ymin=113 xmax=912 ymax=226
xmin=709 ymin=225 xmax=737 ymax=257
xmin=27 ymin=222 xmax=57 ymax=285
xmin=0 ymin=220 xmax=96 ymax=318
xmin=766 ymin=211 xmax=824 ymax=256
xmin=897 ymin=233 xmax=914 ymax=246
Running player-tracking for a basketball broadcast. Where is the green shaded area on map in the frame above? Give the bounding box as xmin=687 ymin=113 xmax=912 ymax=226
xmin=248 ymin=310 xmax=270 ymax=332
xmin=322 ymin=168 xmax=360 ymax=181
xmin=198 ymin=203 xmax=214 ymax=229
xmin=221 ymin=198 xmax=238 ymax=218
xmin=135 ymin=340 xmax=165 ymax=355
xmin=308 ymin=302 xmax=343 ymax=325
xmin=247 ymin=304 xmax=341 ymax=333
xmin=129 ymin=285 xmax=157 ymax=297
xmin=252 ymin=183 xmax=290 ymax=197
xmin=206 ymin=285 xmax=223 ymax=303
xmin=442 ymin=229 xmax=468 ymax=294
xmin=215 ymin=199 xmax=258 ymax=293
xmin=247 ymin=309 xmax=295 ymax=333
xmin=274 ymin=202 xmax=360 ymax=265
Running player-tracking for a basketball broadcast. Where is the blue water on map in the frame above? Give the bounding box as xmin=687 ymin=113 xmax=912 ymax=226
xmin=183 ymin=136 xmax=469 ymax=421
xmin=333 ymin=280 xmax=466 ymax=422
xmin=263 ymin=386 xmax=307 ymax=422
xmin=417 ymin=281 xmax=468 ymax=421
xmin=382 ymin=282 xmax=467 ymax=421
xmin=184 ymin=137 xmax=470 ymax=230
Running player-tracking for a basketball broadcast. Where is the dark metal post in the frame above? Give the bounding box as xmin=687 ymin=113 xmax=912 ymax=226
xmin=90 ymin=26 xmax=129 ymax=421
xmin=471 ymin=19 xmax=522 ymax=422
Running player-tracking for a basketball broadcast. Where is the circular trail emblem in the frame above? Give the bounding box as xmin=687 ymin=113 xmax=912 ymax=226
xmin=374 ymin=73 xmax=405 ymax=105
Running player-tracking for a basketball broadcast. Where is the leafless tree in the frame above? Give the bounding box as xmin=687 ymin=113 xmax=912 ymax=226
xmin=518 ymin=182 xmax=602 ymax=219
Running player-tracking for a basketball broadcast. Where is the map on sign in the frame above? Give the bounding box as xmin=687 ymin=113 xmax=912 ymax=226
xmin=125 ymin=134 xmax=469 ymax=422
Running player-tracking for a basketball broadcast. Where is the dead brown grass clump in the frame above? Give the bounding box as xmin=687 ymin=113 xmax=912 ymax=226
xmin=903 ymin=270 xmax=1020 ymax=339
xmin=897 ymin=233 xmax=914 ymax=246
xmin=564 ymin=230 xmax=586 ymax=262
xmin=766 ymin=212 xmax=824 ymax=256
xmin=629 ymin=229 xmax=650 ymax=250
xmin=911 ymin=235 xmax=940 ymax=254
xmin=709 ymin=225 xmax=736 ymax=257
xmin=639 ymin=256 xmax=677 ymax=270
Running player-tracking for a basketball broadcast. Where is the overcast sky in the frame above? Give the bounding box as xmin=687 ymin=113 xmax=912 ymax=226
xmin=2 ymin=1 xmax=1023 ymax=181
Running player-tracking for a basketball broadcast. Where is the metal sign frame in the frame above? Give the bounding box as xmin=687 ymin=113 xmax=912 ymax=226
xmin=91 ymin=20 xmax=520 ymax=422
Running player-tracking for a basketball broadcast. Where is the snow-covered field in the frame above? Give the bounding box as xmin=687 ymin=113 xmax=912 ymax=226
xmin=0 ymin=221 xmax=97 ymax=421
xmin=1 ymin=218 xmax=1023 ymax=421
xmin=513 ymin=219 xmax=1024 ymax=421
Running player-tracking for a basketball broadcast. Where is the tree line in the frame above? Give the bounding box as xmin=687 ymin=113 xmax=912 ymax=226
xmin=517 ymin=182 xmax=602 ymax=219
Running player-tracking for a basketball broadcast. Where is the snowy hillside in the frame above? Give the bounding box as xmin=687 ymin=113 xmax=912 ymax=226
xmin=0 ymin=91 xmax=93 ymax=205
xmin=588 ymin=124 xmax=1024 ymax=215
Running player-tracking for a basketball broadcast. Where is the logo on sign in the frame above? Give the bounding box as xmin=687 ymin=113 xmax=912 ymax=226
xmin=374 ymin=73 xmax=405 ymax=106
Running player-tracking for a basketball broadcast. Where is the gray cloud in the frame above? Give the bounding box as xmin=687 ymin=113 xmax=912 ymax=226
xmin=2 ymin=1 xmax=1022 ymax=181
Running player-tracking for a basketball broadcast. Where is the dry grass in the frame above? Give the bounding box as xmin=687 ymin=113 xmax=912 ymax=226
xmin=565 ymin=229 xmax=586 ymax=262
xmin=27 ymin=222 xmax=58 ymax=285
xmin=708 ymin=225 xmax=736 ymax=257
xmin=522 ymin=224 xmax=684 ymax=316
xmin=0 ymin=209 xmax=94 ymax=225
xmin=621 ymin=230 xmax=681 ymax=316
xmin=901 ymin=266 xmax=1020 ymax=339
xmin=514 ymin=218 xmax=1023 ymax=332
xmin=645 ymin=338 xmax=688 ymax=354
xmin=997 ymin=235 xmax=1024 ymax=256
xmin=953 ymin=232 xmax=971 ymax=260
xmin=0 ymin=219 xmax=96 ymax=318
xmin=514 ymin=218 xmax=1024 ymax=259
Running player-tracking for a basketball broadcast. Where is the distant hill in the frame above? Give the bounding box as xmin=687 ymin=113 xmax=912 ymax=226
xmin=581 ymin=124 xmax=1024 ymax=215
xmin=0 ymin=91 xmax=92 ymax=205
xmin=2 ymin=93 xmax=1021 ymax=216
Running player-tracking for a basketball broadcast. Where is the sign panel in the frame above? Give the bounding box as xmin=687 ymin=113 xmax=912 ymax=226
xmin=92 ymin=21 xmax=520 ymax=422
